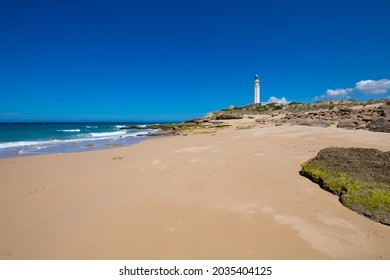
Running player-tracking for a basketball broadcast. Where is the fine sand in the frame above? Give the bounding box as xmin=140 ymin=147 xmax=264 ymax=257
xmin=1 ymin=123 xmax=390 ymax=259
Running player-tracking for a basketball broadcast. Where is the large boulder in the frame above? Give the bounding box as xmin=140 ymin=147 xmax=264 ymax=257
xmin=368 ymin=117 xmax=390 ymax=133
xmin=300 ymin=147 xmax=390 ymax=225
xmin=337 ymin=120 xmax=357 ymax=129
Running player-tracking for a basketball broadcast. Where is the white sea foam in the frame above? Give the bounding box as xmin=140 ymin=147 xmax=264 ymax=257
xmin=18 ymin=145 xmax=46 ymax=154
xmin=56 ymin=129 xmax=81 ymax=132
xmin=0 ymin=141 xmax=44 ymax=149
xmin=0 ymin=129 xmax=152 ymax=151
xmin=90 ymin=131 xmax=126 ymax=138
xmin=90 ymin=131 xmax=127 ymax=138
xmin=124 ymin=130 xmax=155 ymax=137
xmin=86 ymin=126 xmax=97 ymax=129
xmin=115 ymin=125 xmax=127 ymax=129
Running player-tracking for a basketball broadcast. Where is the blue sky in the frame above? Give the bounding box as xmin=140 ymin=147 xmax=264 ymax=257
xmin=1 ymin=0 xmax=389 ymax=122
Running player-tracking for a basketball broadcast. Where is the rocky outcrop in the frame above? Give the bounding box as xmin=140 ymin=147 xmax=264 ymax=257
xmin=214 ymin=114 xmax=243 ymax=120
xmin=337 ymin=120 xmax=359 ymax=130
xmin=122 ymin=101 xmax=390 ymax=136
xmin=281 ymin=103 xmax=390 ymax=133
xmin=205 ymin=100 xmax=390 ymax=133
xmin=300 ymin=147 xmax=390 ymax=225
xmin=120 ymin=122 xmax=231 ymax=136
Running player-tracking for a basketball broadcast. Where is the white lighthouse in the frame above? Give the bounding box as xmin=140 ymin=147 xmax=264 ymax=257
xmin=253 ymin=74 xmax=260 ymax=104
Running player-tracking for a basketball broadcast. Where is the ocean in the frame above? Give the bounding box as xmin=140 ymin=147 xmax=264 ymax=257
xmin=0 ymin=122 xmax=160 ymax=158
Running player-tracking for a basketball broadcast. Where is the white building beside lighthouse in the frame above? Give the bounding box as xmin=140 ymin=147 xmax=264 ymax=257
xmin=253 ymin=74 xmax=260 ymax=104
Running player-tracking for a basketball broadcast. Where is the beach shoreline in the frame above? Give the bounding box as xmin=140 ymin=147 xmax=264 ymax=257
xmin=1 ymin=123 xmax=390 ymax=260
xmin=0 ymin=122 xmax=160 ymax=159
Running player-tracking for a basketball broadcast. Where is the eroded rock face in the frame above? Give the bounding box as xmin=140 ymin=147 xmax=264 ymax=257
xmin=300 ymin=147 xmax=390 ymax=225
xmin=207 ymin=100 xmax=390 ymax=133
xmin=282 ymin=104 xmax=390 ymax=133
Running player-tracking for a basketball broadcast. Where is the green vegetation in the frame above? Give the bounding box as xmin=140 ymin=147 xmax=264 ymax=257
xmin=212 ymin=124 xmax=231 ymax=129
xmin=191 ymin=124 xmax=230 ymax=135
xmin=301 ymin=160 xmax=390 ymax=217
xmin=192 ymin=130 xmax=216 ymax=135
xmin=273 ymin=105 xmax=283 ymax=110
xmin=289 ymin=102 xmax=303 ymax=105
xmin=235 ymin=125 xmax=255 ymax=130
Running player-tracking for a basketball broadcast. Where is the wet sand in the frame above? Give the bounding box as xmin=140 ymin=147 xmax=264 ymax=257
xmin=1 ymin=123 xmax=390 ymax=259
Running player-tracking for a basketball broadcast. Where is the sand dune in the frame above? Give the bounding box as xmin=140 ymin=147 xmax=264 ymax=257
xmin=1 ymin=124 xmax=390 ymax=259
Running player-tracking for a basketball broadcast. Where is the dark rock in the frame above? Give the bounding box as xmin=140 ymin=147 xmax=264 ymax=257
xmin=300 ymin=147 xmax=390 ymax=226
xmin=337 ymin=120 xmax=357 ymax=129
xmin=119 ymin=125 xmax=144 ymax=130
xmin=377 ymin=105 xmax=390 ymax=117
xmin=185 ymin=118 xmax=203 ymax=124
xmin=147 ymin=131 xmax=178 ymax=136
xmin=215 ymin=114 xmax=243 ymax=120
xmin=295 ymin=120 xmax=332 ymax=127
xmin=363 ymin=209 xmax=372 ymax=217
xmin=368 ymin=117 xmax=390 ymax=133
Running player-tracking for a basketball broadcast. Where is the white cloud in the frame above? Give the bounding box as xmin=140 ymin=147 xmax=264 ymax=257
xmin=325 ymin=88 xmax=353 ymax=96
xmin=314 ymin=88 xmax=353 ymax=100
xmin=318 ymin=78 xmax=390 ymax=101
xmin=355 ymin=79 xmax=390 ymax=94
xmin=267 ymin=96 xmax=290 ymax=105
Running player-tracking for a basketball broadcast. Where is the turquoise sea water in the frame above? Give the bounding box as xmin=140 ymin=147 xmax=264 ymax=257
xmin=0 ymin=122 xmax=160 ymax=158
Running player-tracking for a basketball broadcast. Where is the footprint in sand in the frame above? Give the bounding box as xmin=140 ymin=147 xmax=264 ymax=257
xmin=26 ymin=186 xmax=45 ymax=196
xmin=2 ymin=250 xmax=11 ymax=257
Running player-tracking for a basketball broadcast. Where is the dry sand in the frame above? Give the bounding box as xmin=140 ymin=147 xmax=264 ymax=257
xmin=1 ymin=123 xmax=390 ymax=259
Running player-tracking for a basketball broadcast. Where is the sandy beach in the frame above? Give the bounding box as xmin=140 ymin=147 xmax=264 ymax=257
xmin=1 ymin=123 xmax=390 ymax=260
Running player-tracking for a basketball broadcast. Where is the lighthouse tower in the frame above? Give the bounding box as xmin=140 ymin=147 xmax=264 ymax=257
xmin=253 ymin=74 xmax=260 ymax=104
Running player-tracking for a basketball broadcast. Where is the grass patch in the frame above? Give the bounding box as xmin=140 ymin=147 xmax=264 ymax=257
xmin=192 ymin=130 xmax=217 ymax=135
xmin=212 ymin=124 xmax=231 ymax=129
xmin=301 ymin=160 xmax=390 ymax=224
